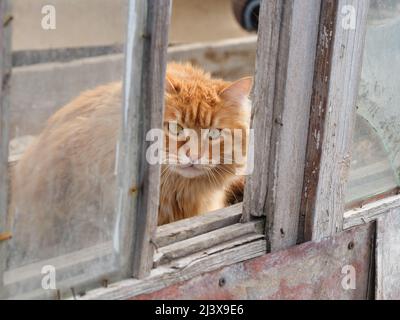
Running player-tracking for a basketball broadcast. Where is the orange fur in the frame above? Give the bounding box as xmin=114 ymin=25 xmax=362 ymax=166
xmin=159 ymin=62 xmax=252 ymax=224
xmin=8 ymin=63 xmax=252 ymax=261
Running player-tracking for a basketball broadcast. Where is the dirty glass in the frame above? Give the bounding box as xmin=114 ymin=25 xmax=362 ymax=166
xmin=3 ymin=0 xmax=129 ymax=299
xmin=168 ymin=0 xmax=257 ymax=81
xmin=156 ymin=0 xmax=258 ymax=229
xmin=346 ymin=0 xmax=400 ymax=204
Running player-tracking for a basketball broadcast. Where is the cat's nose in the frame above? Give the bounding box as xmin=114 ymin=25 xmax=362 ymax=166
xmin=186 ymin=149 xmax=201 ymax=163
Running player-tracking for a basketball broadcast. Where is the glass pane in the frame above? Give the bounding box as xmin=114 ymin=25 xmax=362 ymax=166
xmin=157 ymin=1 xmax=257 ymax=227
xmin=5 ymin=0 xmax=128 ymax=299
xmin=169 ymin=0 xmax=253 ymax=45
xmin=346 ymin=0 xmax=400 ymax=204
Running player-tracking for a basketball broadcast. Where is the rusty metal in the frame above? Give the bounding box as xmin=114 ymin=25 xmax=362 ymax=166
xmin=132 ymin=223 xmax=374 ymax=300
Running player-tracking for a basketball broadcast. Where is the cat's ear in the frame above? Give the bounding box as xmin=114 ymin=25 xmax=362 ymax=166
xmin=165 ymin=76 xmax=178 ymax=94
xmin=220 ymin=77 xmax=253 ymax=103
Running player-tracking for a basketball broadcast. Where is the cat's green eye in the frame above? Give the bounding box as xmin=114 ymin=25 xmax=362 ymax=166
xmin=168 ymin=122 xmax=184 ymax=136
xmin=208 ymin=128 xmax=222 ymax=140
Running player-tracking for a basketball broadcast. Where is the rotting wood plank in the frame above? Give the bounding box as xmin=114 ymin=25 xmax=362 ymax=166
xmin=77 ymin=238 xmax=267 ymax=300
xmin=79 ymin=223 xmax=373 ymax=300
xmin=155 ymin=203 xmax=243 ymax=247
xmin=344 ymin=194 xmax=400 ymax=230
xmin=153 ymin=219 xmax=264 ymax=267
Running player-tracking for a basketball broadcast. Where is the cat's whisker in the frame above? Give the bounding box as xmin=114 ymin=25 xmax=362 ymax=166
xmin=213 ymin=167 xmax=226 ymax=183
xmin=214 ymin=165 xmax=235 ymax=176
xmin=207 ymin=168 xmax=221 ymax=188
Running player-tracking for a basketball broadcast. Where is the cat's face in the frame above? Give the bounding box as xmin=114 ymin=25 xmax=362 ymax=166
xmin=162 ymin=63 xmax=252 ymax=179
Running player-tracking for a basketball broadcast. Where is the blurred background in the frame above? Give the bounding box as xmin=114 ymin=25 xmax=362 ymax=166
xmin=12 ymin=0 xmax=251 ymax=50
xmin=9 ymin=0 xmax=259 ymax=141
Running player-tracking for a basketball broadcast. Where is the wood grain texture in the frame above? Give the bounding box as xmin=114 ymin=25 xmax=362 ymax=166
xmin=77 ymin=237 xmax=267 ymax=300
xmin=154 ymin=220 xmax=264 ymax=267
xmin=137 ymin=223 xmax=374 ymax=300
xmin=0 ymin=0 xmax=12 ymax=298
xmin=242 ymin=0 xmax=321 ymax=252
xmin=117 ymin=0 xmax=171 ymax=279
xmin=264 ymin=0 xmax=321 ymax=252
xmin=376 ymin=208 xmax=400 ymax=300
xmin=344 ymin=194 xmax=400 ymax=230
xmin=156 ymin=203 xmax=243 ymax=247
xmin=80 ymin=223 xmax=373 ymax=300
xmin=242 ymin=0 xmax=281 ymax=222
xmin=298 ymin=0 xmax=370 ymax=242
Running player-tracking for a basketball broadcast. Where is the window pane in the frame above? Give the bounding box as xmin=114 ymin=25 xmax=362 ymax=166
xmin=346 ymin=0 xmax=400 ymax=204
xmin=156 ymin=1 xmax=257 ymax=227
xmin=5 ymin=0 xmax=128 ymax=299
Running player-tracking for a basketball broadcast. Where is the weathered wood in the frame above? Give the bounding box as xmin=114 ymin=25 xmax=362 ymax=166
xmin=166 ymin=234 xmax=264 ymax=270
xmin=344 ymin=194 xmax=400 ymax=230
xmin=77 ymin=237 xmax=267 ymax=300
xmin=298 ymin=0 xmax=370 ymax=242
xmin=242 ymin=0 xmax=321 ymax=252
xmin=264 ymin=0 xmax=321 ymax=252
xmin=345 ymin=187 xmax=400 ymax=212
xmin=0 ymin=0 xmax=12 ymax=298
xmin=376 ymin=208 xmax=400 ymax=300
xmin=3 ymin=241 xmax=113 ymax=286
xmin=156 ymin=203 xmax=243 ymax=247
xmin=117 ymin=0 xmax=171 ymax=279
xmin=242 ymin=0 xmax=281 ymax=222
xmin=139 ymin=224 xmax=374 ymax=300
xmin=154 ymin=220 xmax=264 ymax=267
xmin=80 ymin=223 xmax=373 ymax=300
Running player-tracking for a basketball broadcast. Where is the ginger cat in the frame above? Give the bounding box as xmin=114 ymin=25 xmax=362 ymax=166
xmin=8 ymin=62 xmax=252 ymax=262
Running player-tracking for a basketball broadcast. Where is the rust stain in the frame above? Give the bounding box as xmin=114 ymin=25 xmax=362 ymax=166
xmin=0 ymin=231 xmax=12 ymax=242
xmin=3 ymin=15 xmax=13 ymax=27
xmin=267 ymin=279 xmax=311 ymax=300
xmin=129 ymin=186 xmax=138 ymax=195
xmin=131 ymin=224 xmax=374 ymax=300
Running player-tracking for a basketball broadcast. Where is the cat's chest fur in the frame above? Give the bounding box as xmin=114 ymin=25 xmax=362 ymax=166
xmin=158 ymin=176 xmax=226 ymax=225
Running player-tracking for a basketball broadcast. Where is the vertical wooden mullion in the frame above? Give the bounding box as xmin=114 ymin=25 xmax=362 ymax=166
xmin=242 ymin=0 xmax=321 ymax=252
xmin=118 ymin=0 xmax=171 ymax=279
xmin=298 ymin=0 xmax=370 ymax=242
xmin=242 ymin=0 xmax=282 ymax=225
xmin=0 ymin=0 xmax=12 ymax=297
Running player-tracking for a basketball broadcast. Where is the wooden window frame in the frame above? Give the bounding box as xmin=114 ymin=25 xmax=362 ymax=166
xmin=82 ymin=0 xmax=400 ymax=300
xmin=80 ymin=0 xmax=326 ymax=299
xmin=1 ymin=0 xmax=399 ymax=300
xmin=80 ymin=0 xmax=400 ymax=299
